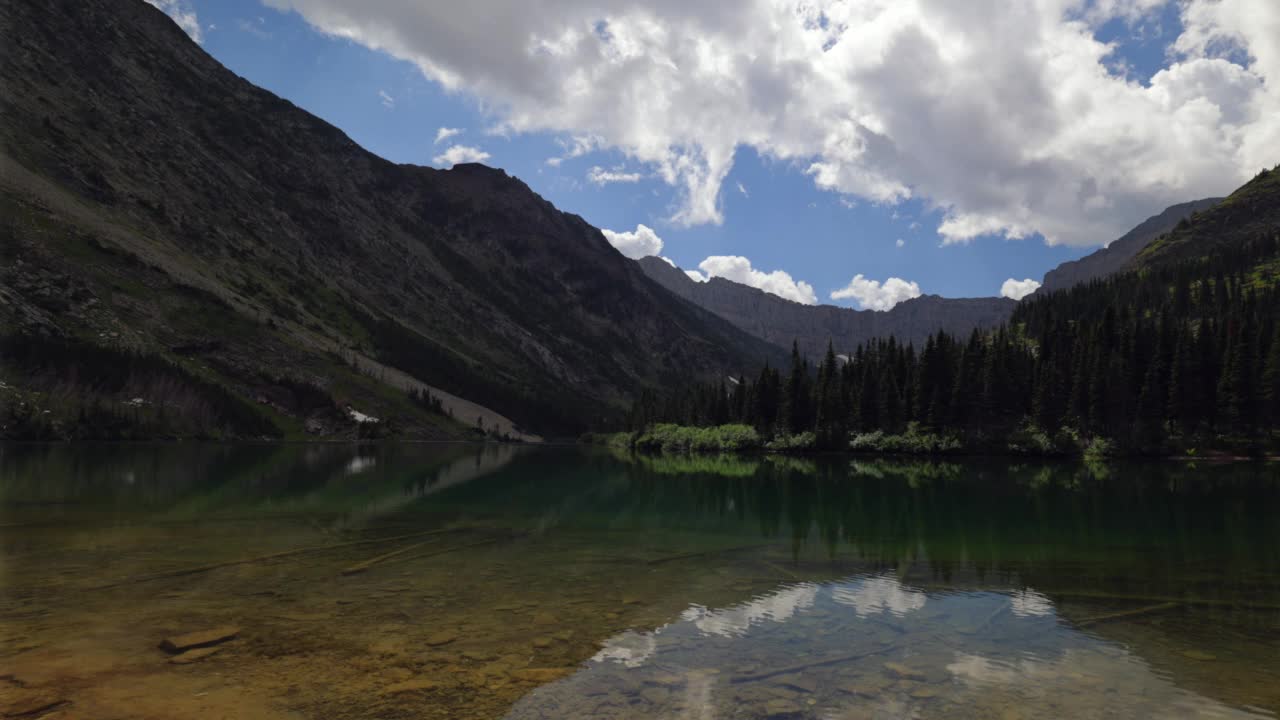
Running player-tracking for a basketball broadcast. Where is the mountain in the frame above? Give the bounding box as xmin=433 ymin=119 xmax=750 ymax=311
xmin=0 ymin=0 xmax=779 ymax=440
xmin=637 ymin=196 xmax=1229 ymax=357
xmin=1128 ymin=167 xmax=1280 ymax=271
xmin=641 ymin=166 xmax=1280 ymax=454
xmin=637 ymin=257 xmax=1015 ymax=357
xmin=1037 ymin=197 xmax=1222 ymax=294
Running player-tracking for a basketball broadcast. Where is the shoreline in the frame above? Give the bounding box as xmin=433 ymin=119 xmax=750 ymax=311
xmin=2 ymin=438 xmax=1276 ymax=462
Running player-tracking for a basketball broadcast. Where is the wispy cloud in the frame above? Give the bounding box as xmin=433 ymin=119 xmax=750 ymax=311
xmin=588 ymin=166 xmax=643 ymax=185
xmin=236 ymin=16 xmax=271 ymax=40
xmin=434 ymin=127 xmax=462 ymax=145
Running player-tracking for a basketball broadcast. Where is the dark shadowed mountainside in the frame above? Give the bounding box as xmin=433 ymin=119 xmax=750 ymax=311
xmin=0 ymin=0 xmax=779 ymax=439
xmin=1037 ymin=197 xmax=1222 ymax=294
xmin=637 ymin=257 xmax=1015 ymax=357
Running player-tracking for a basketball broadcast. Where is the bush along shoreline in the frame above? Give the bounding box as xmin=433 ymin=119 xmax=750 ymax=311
xmin=584 ymin=420 xmax=1264 ymax=460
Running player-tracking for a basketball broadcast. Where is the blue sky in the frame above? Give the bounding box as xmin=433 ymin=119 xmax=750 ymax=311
xmin=153 ymin=0 xmax=1277 ymax=308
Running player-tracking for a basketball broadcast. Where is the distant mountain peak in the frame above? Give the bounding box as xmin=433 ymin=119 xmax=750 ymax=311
xmin=637 ymin=256 xmax=1014 ymax=356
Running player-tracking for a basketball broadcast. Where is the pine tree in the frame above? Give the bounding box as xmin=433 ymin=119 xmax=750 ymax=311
xmin=1264 ymin=323 xmax=1280 ymax=427
xmin=814 ymin=342 xmax=845 ymax=449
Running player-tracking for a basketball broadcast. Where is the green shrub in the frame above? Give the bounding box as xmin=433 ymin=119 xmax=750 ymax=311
xmin=633 ymin=424 xmax=762 ymax=453
xmin=1007 ymin=423 xmax=1055 ymax=455
xmin=849 ymin=423 xmax=963 ymax=454
xmin=1083 ymin=436 xmax=1115 ymax=461
xmin=765 ymin=432 xmax=816 ymax=452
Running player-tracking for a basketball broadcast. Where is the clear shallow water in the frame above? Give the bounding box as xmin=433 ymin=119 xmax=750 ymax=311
xmin=1 ymin=445 xmax=1278 ymax=719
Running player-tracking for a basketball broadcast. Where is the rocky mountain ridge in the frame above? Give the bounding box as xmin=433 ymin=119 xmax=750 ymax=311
xmin=637 ymin=257 xmax=1016 ymax=357
xmin=0 ymin=0 xmax=778 ymax=439
xmin=637 ymin=197 xmax=1225 ymax=357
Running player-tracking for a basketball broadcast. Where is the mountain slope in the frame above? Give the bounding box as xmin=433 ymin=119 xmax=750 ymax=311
xmin=637 ymin=257 xmax=1015 ymax=357
xmin=1130 ymin=167 xmax=1280 ymax=272
xmin=1037 ymin=197 xmax=1222 ymax=294
xmin=0 ymin=0 xmax=778 ymax=439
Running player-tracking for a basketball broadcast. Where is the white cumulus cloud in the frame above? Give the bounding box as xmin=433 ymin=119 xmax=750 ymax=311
xmin=434 ymin=127 xmax=462 ymax=144
xmin=378 ymin=90 xmax=394 ymax=109
xmin=432 ymin=144 xmax=490 ymax=167
xmin=831 ymin=274 xmax=922 ymax=311
xmin=601 ymin=223 xmax=663 ymax=259
xmin=1001 ymin=278 xmax=1042 ymax=300
xmin=895 ymin=238 xmax=905 ymax=248
xmin=265 ymin=0 xmax=1280 ymax=246
xmin=696 ymin=256 xmax=817 ymax=305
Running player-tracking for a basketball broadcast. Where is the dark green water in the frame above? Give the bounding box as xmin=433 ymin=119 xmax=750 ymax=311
xmin=1 ymin=444 xmax=1278 ymax=719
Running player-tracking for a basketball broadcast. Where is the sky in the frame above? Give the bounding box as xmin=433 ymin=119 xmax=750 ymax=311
xmin=147 ymin=0 xmax=1280 ymax=309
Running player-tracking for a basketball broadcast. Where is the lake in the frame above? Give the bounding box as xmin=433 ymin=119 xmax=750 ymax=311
xmin=2 ymin=444 xmax=1278 ymax=719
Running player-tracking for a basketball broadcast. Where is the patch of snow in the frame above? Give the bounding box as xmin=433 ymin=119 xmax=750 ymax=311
xmin=347 ymin=407 xmax=379 ymax=424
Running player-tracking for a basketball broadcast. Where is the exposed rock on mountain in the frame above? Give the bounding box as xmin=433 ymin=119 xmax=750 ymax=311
xmin=0 ymin=0 xmax=777 ymax=439
xmin=637 ymin=257 xmax=1015 ymax=357
xmin=1037 ymin=198 xmax=1221 ymax=294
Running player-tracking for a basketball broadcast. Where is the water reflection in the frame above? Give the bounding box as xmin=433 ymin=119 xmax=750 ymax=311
xmin=1 ymin=445 xmax=1277 ymax=719
xmin=832 ymin=575 xmax=927 ymax=618
xmin=513 ymin=575 xmax=1272 ymax=719
xmin=684 ymin=583 xmax=820 ymax=638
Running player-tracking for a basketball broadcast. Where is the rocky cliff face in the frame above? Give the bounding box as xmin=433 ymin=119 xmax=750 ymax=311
xmin=0 ymin=0 xmax=778 ymax=437
xmin=638 ymin=257 xmax=1016 ymax=357
xmin=1037 ymin=198 xmax=1222 ymax=294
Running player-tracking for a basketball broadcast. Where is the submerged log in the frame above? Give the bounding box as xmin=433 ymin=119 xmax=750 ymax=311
xmin=159 ymin=626 xmax=240 ymax=653
xmin=961 ymin=599 xmax=1011 ymax=635
xmin=731 ymin=646 xmax=892 ymax=684
xmin=1077 ymin=602 xmax=1180 ymax=628
xmin=386 ymin=536 xmax=517 ymax=568
xmin=646 ymin=543 xmax=773 ymax=566
xmin=92 ymin=527 xmax=469 ymax=589
xmin=340 ymin=541 xmax=434 ymax=575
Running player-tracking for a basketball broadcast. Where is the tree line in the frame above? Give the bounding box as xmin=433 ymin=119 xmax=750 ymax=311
xmin=627 ymin=232 xmax=1280 ymax=454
